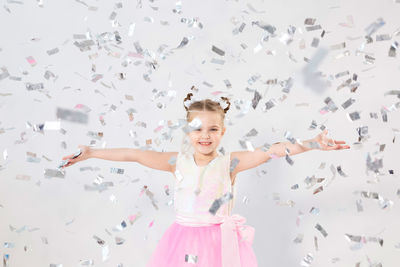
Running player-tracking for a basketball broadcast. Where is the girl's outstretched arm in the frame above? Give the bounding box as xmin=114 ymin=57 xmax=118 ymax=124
xmin=61 ymin=145 xmax=178 ymax=173
xmin=230 ymin=129 xmax=350 ymax=178
xmin=270 ymin=129 xmax=350 ymax=157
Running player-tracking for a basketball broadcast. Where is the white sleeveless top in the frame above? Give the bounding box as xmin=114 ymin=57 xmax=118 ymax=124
xmin=173 ymin=150 xmax=237 ymax=226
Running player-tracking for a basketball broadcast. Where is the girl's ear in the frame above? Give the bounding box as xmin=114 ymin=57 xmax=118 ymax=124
xmin=221 ymin=126 xmax=226 ymax=136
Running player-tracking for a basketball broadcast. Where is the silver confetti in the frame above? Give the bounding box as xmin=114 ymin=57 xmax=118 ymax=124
xmin=314 ymin=236 xmax=318 ymax=251
xmin=285 ymin=154 xmax=294 ymax=165
xmin=346 ymin=111 xmax=361 ymax=121
xmin=44 ymin=169 xmax=65 ymax=179
xmin=102 ymin=245 xmax=109 ymax=261
xmin=210 ymin=58 xmax=225 ymax=65
xmin=46 ymin=47 xmax=59 ymax=55
xmin=212 ymin=45 xmax=225 ymax=56
xmin=300 ymin=253 xmax=314 ymax=267
xmin=56 ymin=107 xmax=88 ymax=124
xmin=251 ymin=91 xmax=262 ymax=109
xmin=293 ymin=234 xmax=303 ymax=243
xmin=260 ymin=142 xmax=271 ymax=152
xmin=25 ymin=82 xmax=44 ymax=90
xmin=115 ymin=236 xmax=125 ymax=245
xmin=79 ymin=259 xmax=94 ymax=265
xmin=168 ymin=156 xmax=177 ymax=165
xmin=330 ymin=42 xmax=346 ymax=50
xmin=304 ymin=18 xmax=316 ymax=25
xmin=93 ymin=235 xmax=105 ymax=246
xmin=311 ymin=38 xmax=319 ymax=47
xmin=84 ymin=182 xmax=114 ymax=192
xmin=315 ymin=223 xmax=328 ymax=237
xmin=306 ymin=25 xmax=322 ymax=31
xmin=230 ymin=157 xmax=240 ymax=172
xmin=176 ymin=37 xmax=189 ymax=49
xmin=223 ymin=79 xmax=231 ymax=88
xmin=110 ymin=167 xmax=124 ymax=174
xmin=337 ymin=165 xmax=348 ymax=177
xmin=376 ymin=34 xmax=391 ymax=41
xmin=365 ymin=17 xmax=385 ymax=37
xmin=185 ymin=254 xmax=198 ymax=264
xmin=341 ymin=98 xmax=356 ymax=109
xmin=209 ymin=192 xmax=233 ymax=215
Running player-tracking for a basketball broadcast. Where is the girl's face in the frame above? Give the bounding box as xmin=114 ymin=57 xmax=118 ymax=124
xmin=187 ymin=111 xmax=226 ymax=155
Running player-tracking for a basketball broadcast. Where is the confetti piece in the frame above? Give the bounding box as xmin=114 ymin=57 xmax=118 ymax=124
xmin=313 ymin=186 xmax=323 ymax=195
xmin=315 ymin=223 xmax=328 ymax=237
xmin=46 ymin=47 xmax=59 ymax=55
xmin=209 ymin=192 xmax=233 ymax=215
xmin=26 ymin=56 xmax=37 ymax=66
xmin=293 ymin=234 xmax=303 ymax=243
xmin=185 ymin=254 xmax=198 ymax=264
xmin=44 ymin=169 xmax=65 ymax=179
xmin=304 ymin=18 xmax=316 ymax=25
xmin=102 ymin=245 xmax=109 ymax=261
xmin=310 ymin=207 xmax=319 ymax=215
xmin=176 ymin=37 xmax=189 ymax=49
xmin=56 ymin=107 xmax=88 ymax=124
xmin=337 ymin=165 xmax=348 ymax=177
xmin=110 ymin=167 xmax=124 ymax=174
xmin=346 ymin=111 xmax=361 ymax=121
xmin=79 ymin=259 xmax=94 ymax=265
xmin=211 ymin=45 xmax=225 ymax=56
xmin=25 ymin=82 xmax=44 ymax=90
xmin=115 ymin=236 xmax=125 ymax=245
xmin=300 ymin=253 xmax=313 ymax=266
xmin=365 ymin=17 xmax=385 ymax=36
xmin=285 ymin=154 xmax=294 ymax=165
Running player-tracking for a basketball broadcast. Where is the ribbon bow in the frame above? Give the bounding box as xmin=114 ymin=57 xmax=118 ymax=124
xmin=220 ymin=214 xmax=255 ymax=267
xmin=183 ymin=94 xmax=229 ymax=110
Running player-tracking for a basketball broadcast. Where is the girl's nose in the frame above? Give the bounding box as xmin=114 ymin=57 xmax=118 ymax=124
xmin=201 ymin=131 xmax=210 ymax=137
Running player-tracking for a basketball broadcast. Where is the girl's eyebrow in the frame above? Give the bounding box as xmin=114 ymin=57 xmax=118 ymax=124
xmin=200 ymin=125 xmax=219 ymax=128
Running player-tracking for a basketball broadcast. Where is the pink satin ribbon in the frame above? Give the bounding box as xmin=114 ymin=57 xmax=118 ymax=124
xmin=220 ymin=214 xmax=255 ymax=267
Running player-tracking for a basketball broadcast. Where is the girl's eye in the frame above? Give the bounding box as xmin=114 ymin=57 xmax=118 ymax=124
xmin=195 ymin=128 xmax=217 ymax=131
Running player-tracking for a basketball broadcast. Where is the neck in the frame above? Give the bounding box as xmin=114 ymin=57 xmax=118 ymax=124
xmin=194 ymin=151 xmax=217 ymax=161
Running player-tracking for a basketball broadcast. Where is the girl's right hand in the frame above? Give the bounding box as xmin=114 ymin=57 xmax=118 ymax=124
xmin=61 ymin=145 xmax=92 ymax=168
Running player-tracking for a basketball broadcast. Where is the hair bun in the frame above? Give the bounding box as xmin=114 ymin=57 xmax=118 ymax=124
xmin=220 ymin=96 xmax=231 ymax=114
xmin=183 ymin=92 xmax=193 ymax=111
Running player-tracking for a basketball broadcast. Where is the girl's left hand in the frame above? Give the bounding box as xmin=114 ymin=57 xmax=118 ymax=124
xmin=312 ymin=129 xmax=351 ymax=151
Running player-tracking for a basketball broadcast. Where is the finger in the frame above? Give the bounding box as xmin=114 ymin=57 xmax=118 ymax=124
xmin=335 ymin=145 xmax=350 ymax=150
xmin=334 ymin=140 xmax=346 ymax=144
xmin=62 ymin=154 xmax=74 ymax=160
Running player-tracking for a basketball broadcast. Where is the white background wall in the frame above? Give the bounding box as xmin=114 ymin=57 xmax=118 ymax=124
xmin=1 ymin=0 xmax=400 ymax=266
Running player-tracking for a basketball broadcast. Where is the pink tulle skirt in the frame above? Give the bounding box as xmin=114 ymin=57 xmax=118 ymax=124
xmin=146 ymin=222 xmax=258 ymax=267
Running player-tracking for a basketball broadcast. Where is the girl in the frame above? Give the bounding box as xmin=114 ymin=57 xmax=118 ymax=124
xmin=61 ymin=92 xmax=350 ymax=267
